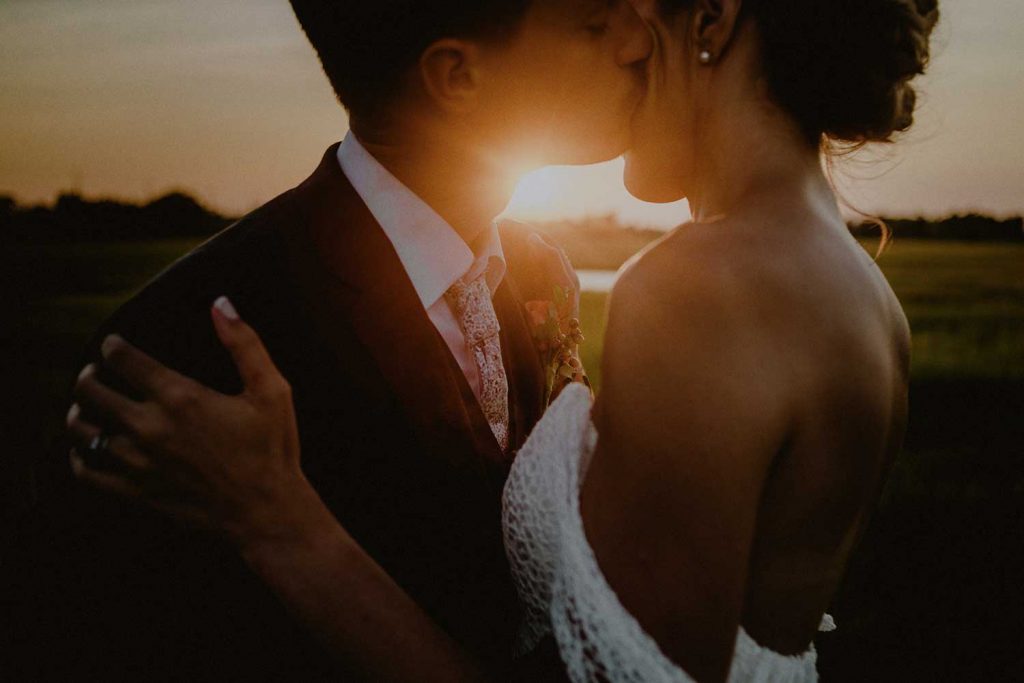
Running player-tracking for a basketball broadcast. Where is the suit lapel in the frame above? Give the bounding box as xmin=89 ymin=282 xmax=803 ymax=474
xmin=283 ymin=144 xmax=516 ymax=467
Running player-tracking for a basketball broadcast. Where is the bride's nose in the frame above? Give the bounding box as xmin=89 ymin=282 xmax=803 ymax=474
xmin=617 ymin=0 xmax=655 ymax=67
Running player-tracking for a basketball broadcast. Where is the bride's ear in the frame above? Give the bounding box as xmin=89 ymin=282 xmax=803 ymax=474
xmin=690 ymin=0 xmax=742 ymax=64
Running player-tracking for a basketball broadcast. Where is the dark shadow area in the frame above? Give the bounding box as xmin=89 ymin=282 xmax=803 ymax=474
xmin=817 ymin=378 xmax=1024 ymax=681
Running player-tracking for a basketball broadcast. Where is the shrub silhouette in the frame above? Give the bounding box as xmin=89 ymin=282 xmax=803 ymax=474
xmin=2 ymin=192 xmax=231 ymax=243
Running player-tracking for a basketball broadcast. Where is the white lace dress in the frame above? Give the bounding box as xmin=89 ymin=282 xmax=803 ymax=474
xmin=502 ymin=383 xmax=836 ymax=683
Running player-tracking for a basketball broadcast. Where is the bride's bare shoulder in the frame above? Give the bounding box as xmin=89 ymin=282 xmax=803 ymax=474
xmin=601 ymin=219 xmax=786 ymax=408
xmin=609 ymin=220 xmax=755 ymax=331
xmin=599 ymin=212 xmax=867 ymax=407
xmin=604 ymin=213 xmax=909 ymax=403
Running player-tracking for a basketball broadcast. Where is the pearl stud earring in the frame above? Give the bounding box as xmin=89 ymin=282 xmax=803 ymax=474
xmin=698 ymin=50 xmax=713 ymax=64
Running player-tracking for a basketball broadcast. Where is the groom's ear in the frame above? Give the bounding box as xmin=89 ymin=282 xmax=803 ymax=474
xmin=418 ymin=39 xmax=484 ymax=114
xmin=690 ymin=0 xmax=742 ymax=62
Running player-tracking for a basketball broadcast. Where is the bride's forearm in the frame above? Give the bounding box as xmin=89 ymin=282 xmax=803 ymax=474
xmin=235 ymin=482 xmax=490 ymax=683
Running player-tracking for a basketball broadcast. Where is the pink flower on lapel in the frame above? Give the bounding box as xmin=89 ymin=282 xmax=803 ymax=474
xmin=523 ymin=286 xmax=589 ymax=406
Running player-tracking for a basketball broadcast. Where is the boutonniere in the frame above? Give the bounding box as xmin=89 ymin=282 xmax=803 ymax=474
xmin=525 ymin=284 xmax=589 ymax=407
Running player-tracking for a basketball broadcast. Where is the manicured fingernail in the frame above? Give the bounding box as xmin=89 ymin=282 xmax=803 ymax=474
xmin=100 ymin=334 xmax=122 ymax=358
xmin=66 ymin=403 xmax=80 ymax=426
xmin=214 ymin=296 xmax=239 ymax=321
xmin=77 ymin=364 xmax=95 ymax=381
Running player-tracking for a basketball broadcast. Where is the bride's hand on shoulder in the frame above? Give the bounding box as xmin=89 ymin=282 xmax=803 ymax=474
xmin=66 ymin=296 xmax=321 ymax=548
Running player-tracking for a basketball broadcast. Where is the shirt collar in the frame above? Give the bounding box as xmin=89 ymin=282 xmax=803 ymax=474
xmin=337 ymin=133 xmax=506 ymax=309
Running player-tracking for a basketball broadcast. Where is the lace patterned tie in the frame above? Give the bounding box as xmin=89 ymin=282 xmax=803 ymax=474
xmin=445 ymin=276 xmax=510 ymax=452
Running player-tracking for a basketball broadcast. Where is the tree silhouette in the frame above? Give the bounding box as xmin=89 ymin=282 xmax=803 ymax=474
xmin=1 ymin=192 xmax=232 ymax=243
xmin=2 ymin=193 xmax=1022 ymax=244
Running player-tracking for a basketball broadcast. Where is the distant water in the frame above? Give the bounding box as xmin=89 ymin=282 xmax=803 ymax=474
xmin=578 ymin=269 xmax=619 ymax=293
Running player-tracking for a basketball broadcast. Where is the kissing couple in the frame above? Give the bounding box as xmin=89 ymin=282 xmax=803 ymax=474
xmin=50 ymin=0 xmax=938 ymax=680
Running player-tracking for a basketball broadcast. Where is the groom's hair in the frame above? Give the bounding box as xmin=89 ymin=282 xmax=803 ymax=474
xmin=289 ymin=0 xmax=531 ymax=120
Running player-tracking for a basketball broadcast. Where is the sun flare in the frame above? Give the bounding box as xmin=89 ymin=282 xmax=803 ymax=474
xmin=503 ymin=158 xmax=691 ymax=228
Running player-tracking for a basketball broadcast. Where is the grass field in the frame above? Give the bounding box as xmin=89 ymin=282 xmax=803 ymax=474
xmin=3 ymin=236 xmax=1022 ymax=679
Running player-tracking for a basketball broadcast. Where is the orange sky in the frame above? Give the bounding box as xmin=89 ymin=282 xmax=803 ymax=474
xmin=1 ymin=0 xmax=1021 ymax=228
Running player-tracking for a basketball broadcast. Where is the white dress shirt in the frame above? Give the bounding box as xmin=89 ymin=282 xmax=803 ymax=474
xmin=337 ymin=133 xmax=506 ymax=404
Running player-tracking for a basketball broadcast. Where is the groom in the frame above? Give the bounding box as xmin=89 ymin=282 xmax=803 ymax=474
xmin=13 ymin=0 xmax=650 ymax=679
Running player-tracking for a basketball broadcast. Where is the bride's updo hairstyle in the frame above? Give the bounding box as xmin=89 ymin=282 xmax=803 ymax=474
xmin=662 ymin=0 xmax=940 ymax=145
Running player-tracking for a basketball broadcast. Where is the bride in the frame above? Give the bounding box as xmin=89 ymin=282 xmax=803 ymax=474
xmin=66 ymin=0 xmax=937 ymax=680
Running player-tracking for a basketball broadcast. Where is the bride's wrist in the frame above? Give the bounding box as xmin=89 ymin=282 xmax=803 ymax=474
xmin=231 ymin=472 xmax=334 ymax=560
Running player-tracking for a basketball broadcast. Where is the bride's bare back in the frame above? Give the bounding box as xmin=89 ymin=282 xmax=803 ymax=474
xmin=736 ymin=217 xmax=910 ymax=655
xmin=582 ymin=200 xmax=909 ymax=680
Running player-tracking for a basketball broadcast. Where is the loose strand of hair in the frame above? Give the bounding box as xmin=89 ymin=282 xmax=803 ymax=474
xmin=821 ymin=137 xmax=893 ymax=260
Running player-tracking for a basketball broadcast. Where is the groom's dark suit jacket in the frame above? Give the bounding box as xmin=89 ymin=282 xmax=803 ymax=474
xmin=11 ymin=145 xmax=550 ymax=680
